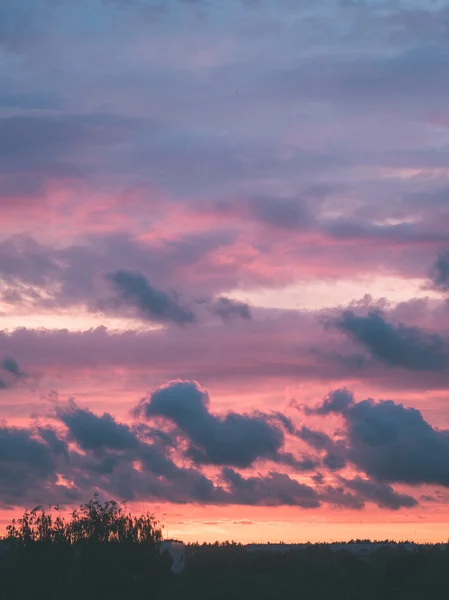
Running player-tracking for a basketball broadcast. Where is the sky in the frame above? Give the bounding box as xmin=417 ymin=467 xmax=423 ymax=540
xmin=2 ymin=0 xmax=449 ymax=544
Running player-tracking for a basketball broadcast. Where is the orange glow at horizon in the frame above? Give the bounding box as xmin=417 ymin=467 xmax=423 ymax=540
xmin=1 ymin=503 xmax=448 ymax=545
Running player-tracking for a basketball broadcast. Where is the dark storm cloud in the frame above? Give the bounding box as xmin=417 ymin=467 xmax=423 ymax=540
xmin=55 ymin=401 xmax=196 ymax=487
xmin=346 ymin=399 xmax=449 ymax=487
xmin=0 ymin=391 xmax=426 ymax=511
xmin=3 ymin=0 xmax=449 ymax=516
xmin=323 ymin=452 xmax=347 ymax=471
xmin=310 ymin=390 xmax=449 ymax=488
xmin=296 ymin=426 xmax=334 ymax=451
xmin=54 ymin=396 xmax=318 ymax=505
xmin=296 ymin=425 xmax=347 ymax=471
xmin=107 ymin=270 xmax=196 ymax=325
xmin=0 ymin=405 xmax=315 ymax=508
xmin=221 ymin=468 xmax=321 ymax=508
xmin=135 ymin=380 xmax=292 ymax=468
xmin=306 ymin=389 xmax=355 ymax=416
xmin=343 ymin=477 xmax=418 ymax=511
xmin=319 ymin=484 xmax=365 ymax=510
xmin=429 ymin=250 xmax=449 ymax=293
xmin=0 ymin=234 xmax=239 ymax=319
xmin=0 ymin=424 xmax=69 ymax=506
xmin=37 ymin=427 xmax=69 ymax=461
xmin=334 ymin=310 xmax=449 ymax=371
xmin=209 ymin=297 xmax=252 ymax=321
xmin=0 ymin=425 xmax=53 ymax=471
xmin=106 ymin=270 xmax=251 ymax=324
xmin=320 ymin=477 xmax=417 ymax=511
xmin=58 ymin=401 xmax=139 ymax=451
xmin=1 ymin=357 xmax=25 ymax=378
xmin=272 ymin=412 xmax=295 ymax=435
xmin=275 ymin=452 xmax=318 ymax=472
xmin=0 ymin=356 xmax=26 ymax=390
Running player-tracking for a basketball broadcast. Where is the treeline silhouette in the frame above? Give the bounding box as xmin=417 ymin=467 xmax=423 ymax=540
xmin=1 ymin=497 xmax=449 ymax=599
xmin=0 ymin=496 xmax=171 ymax=599
xmin=175 ymin=541 xmax=449 ymax=600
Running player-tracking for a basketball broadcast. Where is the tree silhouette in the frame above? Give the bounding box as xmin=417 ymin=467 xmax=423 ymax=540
xmin=1 ymin=495 xmax=170 ymax=600
xmin=2 ymin=507 xmax=449 ymax=600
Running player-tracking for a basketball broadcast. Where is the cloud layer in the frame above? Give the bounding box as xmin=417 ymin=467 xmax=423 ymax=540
xmin=307 ymin=389 xmax=449 ymax=488
xmin=1 ymin=0 xmax=449 ymax=534
xmin=0 ymin=380 xmax=432 ymax=512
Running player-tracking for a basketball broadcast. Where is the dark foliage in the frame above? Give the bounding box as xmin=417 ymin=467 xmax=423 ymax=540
xmin=164 ymin=541 xmax=449 ymax=600
xmin=2 ymin=502 xmax=449 ymax=599
xmin=0 ymin=495 xmax=171 ymax=600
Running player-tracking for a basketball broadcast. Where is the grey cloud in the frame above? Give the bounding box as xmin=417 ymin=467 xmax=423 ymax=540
xmin=311 ymin=390 xmax=449 ymax=488
xmin=0 ymin=405 xmax=314 ymax=508
xmin=334 ymin=310 xmax=449 ymax=371
xmin=0 ymin=424 xmax=68 ymax=506
xmin=0 ymin=234 xmax=238 ymax=313
xmin=296 ymin=424 xmax=347 ymax=471
xmin=272 ymin=412 xmax=295 ymax=435
xmin=320 ymin=485 xmax=365 ymax=510
xmin=0 ymin=425 xmax=54 ymax=471
xmin=209 ymin=297 xmax=252 ymax=321
xmin=106 ymin=270 xmax=196 ymax=325
xmin=4 ymin=0 xmax=449 ymax=217
xmin=0 ymin=391 xmax=430 ymax=511
xmin=276 ymin=452 xmax=318 ymax=472
xmin=221 ymin=468 xmax=321 ymax=508
xmin=4 ymin=305 xmax=449 ymax=396
xmin=296 ymin=426 xmax=334 ymax=451
xmin=49 ymin=401 xmax=228 ymax=505
xmin=75 ymin=451 xmax=225 ymax=506
xmin=56 ymin=401 xmax=195 ymax=489
xmin=58 ymin=400 xmax=139 ymax=451
xmin=0 ymin=356 xmax=26 ymax=390
xmin=55 ymin=396 xmax=317 ymax=504
xmin=307 ymin=389 xmax=355 ymax=416
xmin=1 ymin=356 xmax=25 ymax=378
xmin=343 ymin=477 xmax=418 ymax=511
xmin=323 ymin=452 xmax=347 ymax=471
xmin=345 ymin=399 xmax=449 ymax=487
xmin=136 ymin=380 xmax=293 ymax=468
xmin=37 ymin=427 xmax=69 ymax=461
xmin=429 ymin=250 xmax=449 ymax=293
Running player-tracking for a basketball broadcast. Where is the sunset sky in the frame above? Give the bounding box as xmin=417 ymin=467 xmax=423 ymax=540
xmin=2 ymin=0 xmax=449 ymax=544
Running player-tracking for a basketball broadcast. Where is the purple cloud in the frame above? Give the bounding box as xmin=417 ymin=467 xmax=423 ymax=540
xmin=1 ymin=0 xmax=449 ymax=526
xmin=309 ymin=390 xmax=449 ymax=488
xmin=135 ymin=380 xmax=304 ymax=469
